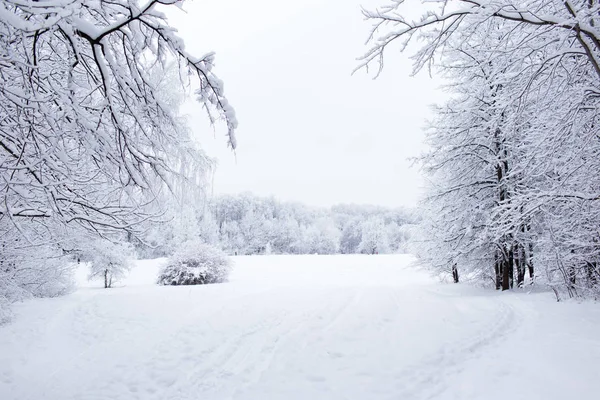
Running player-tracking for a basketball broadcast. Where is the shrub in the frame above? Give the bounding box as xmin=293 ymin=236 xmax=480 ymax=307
xmin=0 ymin=244 xmax=75 ymax=324
xmin=158 ymin=242 xmax=232 ymax=286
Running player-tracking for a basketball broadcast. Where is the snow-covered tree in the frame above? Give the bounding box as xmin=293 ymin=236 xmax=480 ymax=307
xmin=206 ymin=194 xmax=413 ymax=255
xmin=239 ymin=211 xmax=269 ymax=255
xmin=198 ymin=211 xmax=220 ymax=246
xmin=386 ymin=222 xmax=405 ymax=253
xmin=1 ymin=0 xmax=236 ymax=234
xmin=218 ymin=220 xmax=244 ymax=255
xmin=304 ymin=218 xmax=341 ymax=255
xmin=359 ymin=217 xmax=389 ymax=255
xmin=0 ymin=225 xmax=74 ymax=299
xmin=83 ymin=239 xmax=134 ymax=289
xmin=271 ymin=218 xmax=302 ymax=254
xmin=340 ymin=217 xmax=363 ymax=254
xmin=362 ymin=0 xmax=600 ymax=297
xmin=0 ymin=1 xmax=236 ymax=307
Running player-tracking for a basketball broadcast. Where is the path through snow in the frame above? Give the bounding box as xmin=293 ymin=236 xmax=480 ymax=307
xmin=1 ymin=255 xmax=599 ymax=400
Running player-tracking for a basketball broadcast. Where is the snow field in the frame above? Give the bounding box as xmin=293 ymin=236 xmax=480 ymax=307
xmin=1 ymin=254 xmax=599 ymax=400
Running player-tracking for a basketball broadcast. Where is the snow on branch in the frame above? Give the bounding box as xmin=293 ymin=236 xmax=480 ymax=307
xmin=0 ymin=0 xmax=236 ymax=235
xmin=358 ymin=0 xmax=600 ymax=79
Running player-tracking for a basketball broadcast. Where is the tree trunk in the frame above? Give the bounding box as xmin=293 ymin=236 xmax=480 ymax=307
xmin=508 ymin=246 xmax=514 ymax=289
xmin=501 ymin=246 xmax=513 ymax=291
xmin=516 ymin=244 xmax=526 ymax=288
xmin=515 ymin=258 xmax=524 ymax=288
xmin=527 ymin=242 xmax=534 ymax=283
xmin=104 ymin=269 xmax=109 ymax=289
xmin=495 ymin=253 xmax=502 ymax=290
xmin=501 ymin=259 xmax=510 ymax=291
xmin=452 ymin=264 xmax=459 ymax=283
xmin=568 ymin=266 xmax=577 ymax=291
xmin=588 ymin=237 xmax=599 ymax=287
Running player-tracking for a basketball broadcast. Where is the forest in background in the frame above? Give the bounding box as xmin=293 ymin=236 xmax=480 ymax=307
xmin=139 ymin=193 xmax=416 ymax=257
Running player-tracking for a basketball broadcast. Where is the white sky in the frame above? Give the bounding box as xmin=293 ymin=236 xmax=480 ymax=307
xmin=168 ymin=0 xmax=443 ymax=208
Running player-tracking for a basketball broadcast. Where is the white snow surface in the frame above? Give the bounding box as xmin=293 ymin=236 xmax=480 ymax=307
xmin=1 ymin=254 xmax=599 ymax=400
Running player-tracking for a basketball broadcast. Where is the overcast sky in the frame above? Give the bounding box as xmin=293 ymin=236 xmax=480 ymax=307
xmin=168 ymin=0 xmax=442 ymax=208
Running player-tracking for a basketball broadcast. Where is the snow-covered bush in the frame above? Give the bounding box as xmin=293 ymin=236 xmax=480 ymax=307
xmin=0 ymin=236 xmax=75 ymax=324
xmin=158 ymin=242 xmax=232 ymax=286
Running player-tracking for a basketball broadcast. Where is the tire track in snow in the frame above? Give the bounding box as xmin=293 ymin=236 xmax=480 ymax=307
xmin=171 ymin=309 xmax=304 ymax=399
xmin=388 ymin=288 xmax=520 ymax=399
xmin=249 ymin=288 xmax=365 ymax=382
xmin=65 ymin=289 xmax=279 ymax=400
xmin=162 ymin=287 xmax=365 ymax=399
xmin=320 ymin=288 xmax=364 ymax=334
xmin=136 ymin=288 xmax=312 ymax=399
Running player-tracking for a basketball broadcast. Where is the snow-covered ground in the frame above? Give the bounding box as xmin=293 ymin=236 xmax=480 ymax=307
xmin=1 ymin=255 xmax=599 ymax=400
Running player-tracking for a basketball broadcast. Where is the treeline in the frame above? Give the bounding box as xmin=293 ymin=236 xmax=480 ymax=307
xmin=364 ymin=0 xmax=600 ymax=299
xmin=140 ymin=193 xmax=416 ymax=257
